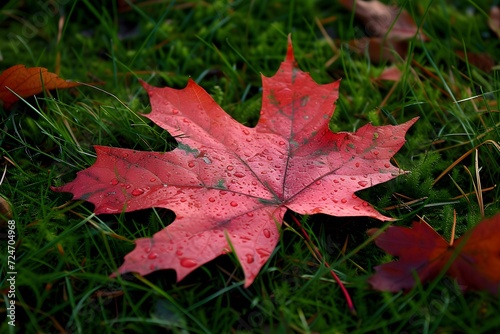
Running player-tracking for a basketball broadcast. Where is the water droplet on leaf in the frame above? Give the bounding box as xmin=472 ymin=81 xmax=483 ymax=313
xmin=148 ymin=252 xmax=158 ymax=259
xmin=230 ymin=201 xmax=238 ymax=207
xmin=263 ymin=229 xmax=271 ymax=238
xmin=132 ymin=189 xmax=145 ymax=196
xmin=358 ymin=181 xmax=368 ymax=187
xmin=180 ymin=258 xmax=197 ymax=268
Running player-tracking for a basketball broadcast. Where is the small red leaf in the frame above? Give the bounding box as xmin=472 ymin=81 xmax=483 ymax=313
xmin=54 ymin=37 xmax=417 ymax=287
xmin=368 ymin=214 xmax=500 ymax=294
xmin=0 ymin=65 xmax=81 ymax=109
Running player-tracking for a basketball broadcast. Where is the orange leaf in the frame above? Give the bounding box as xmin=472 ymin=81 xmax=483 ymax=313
xmin=0 ymin=65 xmax=81 ymax=109
xmin=368 ymin=214 xmax=500 ymax=294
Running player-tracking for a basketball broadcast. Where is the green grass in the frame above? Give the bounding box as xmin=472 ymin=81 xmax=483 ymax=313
xmin=1 ymin=0 xmax=499 ymax=333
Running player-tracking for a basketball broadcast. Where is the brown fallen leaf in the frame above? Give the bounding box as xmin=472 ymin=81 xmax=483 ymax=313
xmin=488 ymin=6 xmax=500 ymax=39
xmin=348 ymin=37 xmax=408 ymax=63
xmin=455 ymin=50 xmax=495 ymax=73
xmin=376 ymin=66 xmax=402 ymax=81
xmin=339 ymin=0 xmax=428 ymax=41
xmin=0 ymin=65 xmax=81 ymax=109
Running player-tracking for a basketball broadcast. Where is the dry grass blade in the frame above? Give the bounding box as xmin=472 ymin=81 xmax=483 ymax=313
xmin=432 ymin=140 xmax=500 ymax=186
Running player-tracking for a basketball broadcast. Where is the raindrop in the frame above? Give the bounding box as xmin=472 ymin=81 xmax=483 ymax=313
xmin=188 ymin=161 xmax=195 ymax=168
xmin=315 ymin=180 xmax=321 ymax=185
xmin=251 ymin=181 xmax=258 ymax=186
xmin=220 ymin=191 xmax=227 ymax=195
xmin=125 ymin=184 xmax=131 ymax=189
xmin=246 ymin=254 xmax=255 ymax=264
xmin=279 ymin=141 xmax=286 ymax=146
xmin=132 ymin=189 xmax=144 ymax=196
xmin=267 ymin=156 xmax=273 ymax=161
xmin=180 ymin=258 xmax=197 ymax=268
xmin=373 ymin=151 xmax=379 ymax=156
xmin=227 ymin=165 xmax=234 ymax=171
xmin=143 ymin=247 xmax=151 ymax=253
xmin=353 ymin=206 xmax=360 ymax=211
xmin=230 ymin=201 xmax=238 ymax=207
xmin=243 ymin=129 xmax=250 ymax=135
xmin=256 ymin=248 xmax=270 ymax=257
xmin=209 ymin=197 xmax=216 ymax=202
xmin=355 ymin=162 xmax=360 ymax=168
xmin=234 ymin=172 xmax=245 ymax=178
xmin=148 ymin=253 xmax=158 ymax=260
xmin=246 ymin=212 xmax=254 ymax=217
xmin=110 ymin=178 xmax=119 ymax=185
xmin=176 ymin=250 xmax=183 ymax=256
xmin=171 ymin=109 xmax=179 ymax=114
xmin=362 ymin=202 xmax=369 ymax=207
xmin=333 ymin=179 xmax=340 ymax=184
xmin=150 ymin=178 xmax=156 ymax=182
xmin=384 ymin=163 xmax=391 ymax=168
xmin=341 ymin=199 xmax=347 ymax=204
xmin=358 ymin=181 xmax=368 ymax=187
xmin=263 ymin=229 xmax=271 ymax=238
xmin=123 ymin=153 xmax=129 ymax=158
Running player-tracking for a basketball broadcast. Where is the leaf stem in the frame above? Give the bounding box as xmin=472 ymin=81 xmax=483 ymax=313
xmin=450 ymin=209 xmax=456 ymax=246
xmin=289 ymin=214 xmax=356 ymax=315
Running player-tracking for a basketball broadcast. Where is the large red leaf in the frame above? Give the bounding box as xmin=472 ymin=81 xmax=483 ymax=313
xmin=53 ymin=37 xmax=417 ymax=287
xmin=368 ymin=214 xmax=500 ymax=294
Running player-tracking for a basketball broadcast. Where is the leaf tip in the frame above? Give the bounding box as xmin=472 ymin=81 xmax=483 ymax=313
xmin=366 ymin=228 xmax=380 ymax=237
xmin=286 ymin=33 xmax=295 ymax=64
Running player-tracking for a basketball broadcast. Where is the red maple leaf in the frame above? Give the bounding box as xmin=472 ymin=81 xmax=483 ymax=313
xmin=53 ymin=37 xmax=417 ymax=287
xmin=367 ymin=214 xmax=500 ymax=294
